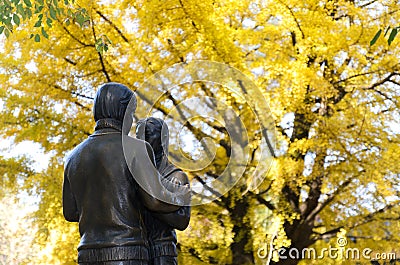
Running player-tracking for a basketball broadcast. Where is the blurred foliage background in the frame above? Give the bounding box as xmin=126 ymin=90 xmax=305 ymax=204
xmin=0 ymin=0 xmax=400 ymax=264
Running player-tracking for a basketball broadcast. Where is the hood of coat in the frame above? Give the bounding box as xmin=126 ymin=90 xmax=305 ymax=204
xmin=136 ymin=117 xmax=173 ymax=174
xmin=93 ymin=82 xmax=136 ymax=132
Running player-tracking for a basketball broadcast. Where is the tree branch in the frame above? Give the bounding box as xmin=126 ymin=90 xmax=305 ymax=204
xmin=64 ymin=57 xmax=77 ymax=65
xmin=36 ymin=79 xmax=92 ymax=111
xmin=187 ymin=247 xmax=219 ymax=264
xmin=250 ymin=191 xmax=276 ymax=211
xmin=61 ymin=24 xmax=94 ymax=48
xmin=333 ymin=70 xmax=379 ymax=85
xmin=302 ymin=175 xmax=323 ymax=219
xmin=194 ymin=175 xmax=223 ymax=198
xmin=91 ymin=18 xmax=111 ymax=82
xmin=359 ymin=0 xmax=378 ymax=8
xmin=304 ymin=177 xmax=353 ymax=224
xmin=315 ymin=200 xmax=400 ymax=240
xmin=365 ymin=72 xmax=398 ymax=94
xmin=277 ymin=0 xmax=305 ymax=39
xmin=95 ymin=10 xmax=129 ymax=43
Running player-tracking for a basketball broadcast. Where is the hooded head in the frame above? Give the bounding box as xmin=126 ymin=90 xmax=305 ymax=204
xmin=136 ymin=117 xmax=169 ymax=168
xmin=93 ymin=82 xmax=136 ymax=133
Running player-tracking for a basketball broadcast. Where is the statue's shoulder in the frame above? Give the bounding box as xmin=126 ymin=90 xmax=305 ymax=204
xmin=64 ymin=138 xmax=92 ymax=165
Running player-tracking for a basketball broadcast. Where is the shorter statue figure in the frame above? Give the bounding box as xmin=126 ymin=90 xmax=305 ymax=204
xmin=136 ymin=117 xmax=191 ymax=265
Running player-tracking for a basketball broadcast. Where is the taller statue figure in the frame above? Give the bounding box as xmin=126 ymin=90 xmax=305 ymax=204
xmin=62 ymin=83 xmax=186 ymax=265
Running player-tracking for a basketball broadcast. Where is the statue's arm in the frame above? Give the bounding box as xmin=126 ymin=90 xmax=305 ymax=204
xmin=62 ymin=164 xmax=79 ymax=222
xmin=152 ymin=206 xmax=191 ymax=231
xmin=152 ymin=171 xmax=191 ymax=230
xmin=136 ymin=142 xmax=181 ymax=213
xmin=139 ymin=188 xmax=181 ymax=213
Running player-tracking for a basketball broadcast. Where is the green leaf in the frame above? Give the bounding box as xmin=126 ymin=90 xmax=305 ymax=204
xmin=49 ymin=5 xmax=57 ymax=20
xmin=95 ymin=42 xmax=103 ymax=53
xmin=4 ymin=28 xmax=10 ymax=38
xmin=26 ymin=8 xmax=32 ymax=18
xmin=41 ymin=27 xmax=48 ymax=38
xmin=17 ymin=5 xmax=27 ymax=20
xmin=75 ymin=13 xmax=84 ymax=26
xmin=3 ymin=8 xmax=11 ymax=18
xmin=34 ymin=33 xmax=40 ymax=42
xmin=370 ymin=29 xmax=382 ymax=46
xmin=13 ymin=14 xmax=21 ymax=26
xmin=30 ymin=33 xmax=34 ymax=38
xmin=5 ymin=17 xmax=13 ymax=28
xmin=46 ymin=17 xmax=52 ymax=27
xmin=34 ymin=19 xmax=42 ymax=27
xmin=23 ymin=0 xmax=32 ymax=7
xmin=0 ymin=26 xmax=4 ymax=34
xmin=388 ymin=28 xmax=398 ymax=46
xmin=16 ymin=4 xmax=25 ymax=15
xmin=65 ymin=18 xmax=70 ymax=26
xmin=35 ymin=4 xmax=44 ymax=13
xmin=20 ymin=10 xmax=27 ymax=20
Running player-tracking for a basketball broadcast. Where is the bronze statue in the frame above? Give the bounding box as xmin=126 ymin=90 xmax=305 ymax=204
xmin=136 ymin=117 xmax=191 ymax=265
xmin=63 ymin=83 xmax=188 ymax=265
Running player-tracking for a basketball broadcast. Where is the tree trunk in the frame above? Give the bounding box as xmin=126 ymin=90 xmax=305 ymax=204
xmin=229 ymin=196 xmax=254 ymax=265
xmin=271 ymin=110 xmax=317 ymax=265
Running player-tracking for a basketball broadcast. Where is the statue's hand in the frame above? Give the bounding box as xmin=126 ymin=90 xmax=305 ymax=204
xmin=160 ymin=172 xmax=191 ymax=206
xmin=161 ymin=176 xmax=189 ymax=193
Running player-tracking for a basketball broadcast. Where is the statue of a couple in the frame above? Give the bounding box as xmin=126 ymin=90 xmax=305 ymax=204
xmin=63 ymin=82 xmax=191 ymax=265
